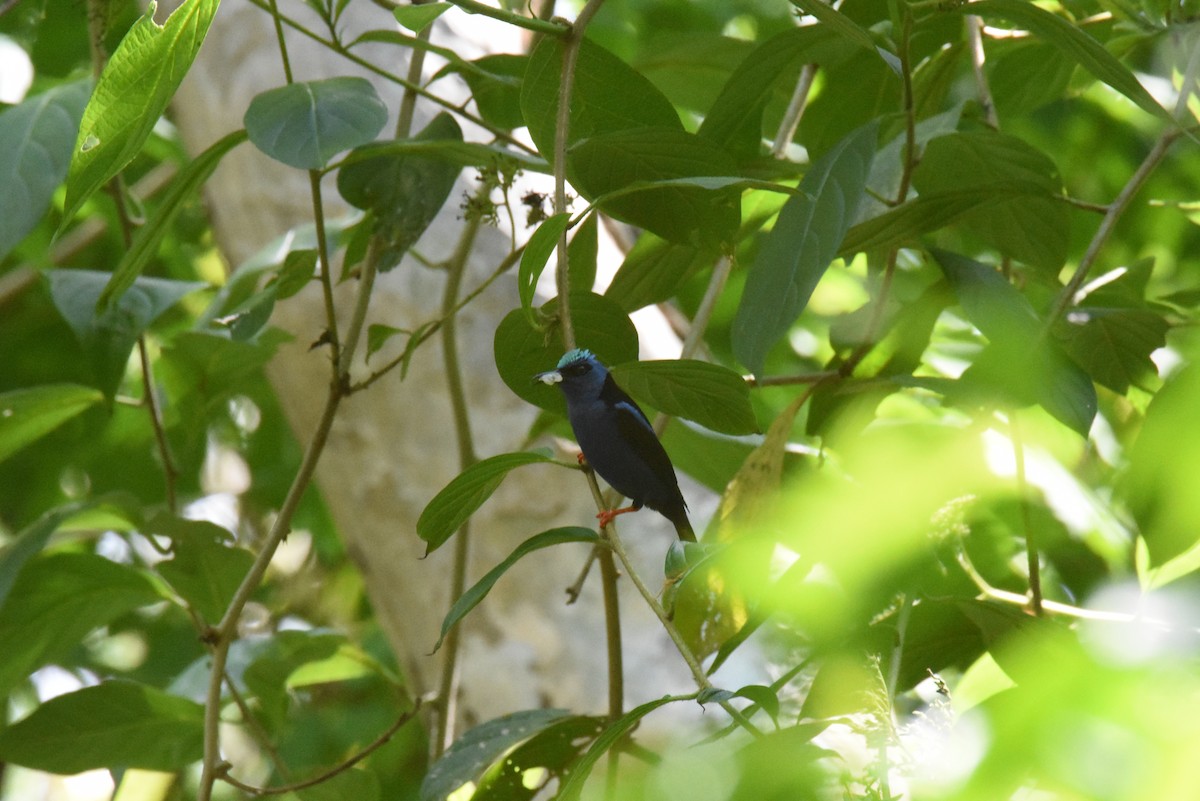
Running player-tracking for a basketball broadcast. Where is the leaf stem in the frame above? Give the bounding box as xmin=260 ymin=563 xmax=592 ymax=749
xmin=1009 ymin=412 xmax=1042 ymax=616
xmin=443 ymin=0 xmax=570 ymax=36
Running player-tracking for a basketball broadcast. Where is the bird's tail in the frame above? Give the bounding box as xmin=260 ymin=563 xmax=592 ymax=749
xmin=668 ymin=507 xmax=697 ymax=542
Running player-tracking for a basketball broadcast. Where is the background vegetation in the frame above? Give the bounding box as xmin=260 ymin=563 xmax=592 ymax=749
xmin=1 ymin=0 xmax=1199 ymax=799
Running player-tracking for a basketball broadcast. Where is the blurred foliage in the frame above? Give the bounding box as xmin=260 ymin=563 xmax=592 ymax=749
xmin=2 ymin=0 xmax=1200 ymax=799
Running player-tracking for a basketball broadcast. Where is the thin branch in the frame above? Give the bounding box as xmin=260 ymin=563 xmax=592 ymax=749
xmin=432 ymin=206 xmax=485 ymax=757
xmin=1009 ymin=413 xmax=1042 ymax=616
xmin=241 ymin=0 xmax=537 ymax=155
xmin=771 ymin=64 xmax=817 ymax=158
xmin=1047 ymin=128 xmax=1181 ymax=328
xmin=745 ymin=370 xmax=840 ymax=388
xmin=965 ymin=14 xmax=999 ymax=129
xmin=137 ymin=337 xmax=179 ymax=512
xmin=218 ymin=704 xmax=421 ymax=796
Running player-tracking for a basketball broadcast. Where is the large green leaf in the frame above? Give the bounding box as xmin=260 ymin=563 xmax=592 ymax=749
xmin=0 ymin=502 xmax=92 ymax=610
xmin=520 ymin=35 xmax=680 ymax=164
xmin=47 ymin=270 xmax=206 ymax=399
xmin=604 ymin=235 xmax=714 ymax=313
xmin=698 ymin=26 xmax=842 ymax=160
xmin=934 ymin=250 xmax=1097 ymax=436
xmin=421 ymin=709 xmax=574 ymax=801
xmin=337 ymin=112 xmax=463 ymax=272
xmin=417 ymin=452 xmax=557 ymax=554
xmin=1126 ymin=363 xmax=1200 ymax=566
xmin=455 ymin=53 xmax=527 ymax=130
xmin=789 ymin=0 xmax=901 ymax=73
xmin=156 ymin=531 xmax=254 ymax=624
xmin=61 ymin=0 xmax=221 ymax=225
xmin=433 ymin=527 xmax=597 ymax=651
xmin=609 ymin=359 xmax=757 ymax=435
xmin=0 ymin=552 xmax=162 ymax=697
xmin=912 ymin=132 xmax=1068 ymax=272
xmin=840 ymin=183 xmax=1048 ymax=256
xmin=964 ymin=0 xmax=1170 ymax=121
xmin=0 ymin=79 xmax=91 ymax=261
xmin=732 ymin=122 xmax=878 ymax=376
xmin=0 ymin=384 xmax=103 ymax=463
xmin=494 ymin=292 xmax=639 ymax=416
xmin=99 ymin=129 xmax=248 ymax=309
xmin=1056 ymin=307 xmax=1168 ymax=394
xmin=0 ymin=680 xmax=203 ymax=773
xmin=568 ymin=126 xmax=740 ymax=245
xmin=474 ymin=714 xmax=603 ymax=800
xmin=244 ymin=77 xmax=387 ymax=170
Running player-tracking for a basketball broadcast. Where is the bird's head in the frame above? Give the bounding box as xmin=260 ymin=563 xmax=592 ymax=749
xmin=535 ymin=348 xmax=608 ymax=402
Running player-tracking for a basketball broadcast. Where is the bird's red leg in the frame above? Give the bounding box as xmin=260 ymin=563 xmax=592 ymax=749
xmin=577 ymin=452 xmax=587 ymax=466
xmin=596 ymin=504 xmax=640 ymax=529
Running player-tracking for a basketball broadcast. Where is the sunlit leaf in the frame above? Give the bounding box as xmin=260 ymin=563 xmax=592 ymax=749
xmin=609 ymin=359 xmax=757 ymax=435
xmin=62 ymin=0 xmax=221 ymax=225
xmin=0 ymin=384 xmax=103 ymax=463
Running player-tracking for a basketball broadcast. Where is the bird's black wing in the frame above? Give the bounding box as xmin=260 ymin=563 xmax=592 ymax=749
xmin=600 ymin=373 xmax=679 ymax=494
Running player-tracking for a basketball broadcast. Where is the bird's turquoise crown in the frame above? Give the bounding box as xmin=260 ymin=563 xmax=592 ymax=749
xmin=557 ymin=348 xmax=594 ymax=369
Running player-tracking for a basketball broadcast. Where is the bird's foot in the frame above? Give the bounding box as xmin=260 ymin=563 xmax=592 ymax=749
xmin=576 ymin=452 xmax=588 ymax=467
xmin=596 ymin=505 xmax=639 ymax=529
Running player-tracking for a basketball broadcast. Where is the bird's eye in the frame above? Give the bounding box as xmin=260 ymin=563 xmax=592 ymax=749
xmin=564 ymin=362 xmax=591 ymax=377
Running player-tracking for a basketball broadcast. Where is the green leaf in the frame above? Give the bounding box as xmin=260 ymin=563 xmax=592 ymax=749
xmin=475 ymin=714 xmax=603 ymax=800
xmin=273 ymin=248 xmax=318 ymax=300
xmin=99 ymin=129 xmax=248 ymax=309
xmin=609 ymin=359 xmax=757 ymax=435
xmin=337 ymin=112 xmax=463 ymax=271
xmin=297 ymin=769 xmax=380 ymax=801
xmin=567 ymin=211 xmax=598 ymax=293
xmin=521 ymin=35 xmax=680 ymax=165
xmin=0 ymin=384 xmax=103 ymax=463
xmin=417 ymin=452 xmax=557 ymax=553
xmin=934 ymin=250 xmax=1097 ymax=436
xmin=0 ymin=680 xmax=204 ymax=773
xmin=697 ymin=684 xmax=780 ymax=725
xmin=47 ymin=270 xmax=206 ymax=399
xmin=699 ymin=26 xmax=840 ymax=160
xmin=0 ymin=552 xmax=161 ymax=697
xmin=494 ymin=292 xmax=639 ymax=416
xmin=912 ymin=132 xmax=1068 ymax=271
xmin=434 ymin=527 xmax=597 ymax=651
xmin=732 ymin=121 xmax=878 ymax=376
xmin=1056 ymin=307 xmax=1168 ymax=394
xmin=605 ymin=235 xmax=714 ymax=313
xmin=244 ymin=77 xmax=387 ymax=170
xmin=839 ymin=183 xmax=1049 ymax=256
xmin=157 ymin=536 xmax=254 ymax=624
xmin=0 ymin=502 xmax=92 ymax=610
xmin=790 ymin=0 xmax=901 ymax=73
xmin=242 ymin=630 xmax=346 ymax=725
xmin=1126 ymin=364 xmax=1200 ymax=566
xmin=421 ymin=709 xmax=573 ymax=801
xmin=964 ymin=0 xmax=1170 ymax=121
xmin=568 ymin=127 xmax=740 ymax=245
xmin=62 ymin=0 xmax=221 ymax=225
xmin=334 ymin=136 xmax=547 ymax=173
xmin=455 ymin=53 xmax=527 ymax=130
xmin=557 ymin=696 xmax=682 ymax=801
xmin=518 ymin=213 xmax=571 ymax=327
xmin=393 ymin=1 xmax=451 ymax=32
xmin=0 ymin=79 xmax=91 ymax=261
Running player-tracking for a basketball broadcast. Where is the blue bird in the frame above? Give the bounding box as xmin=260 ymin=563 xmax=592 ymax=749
xmin=536 ymin=349 xmax=695 ymax=541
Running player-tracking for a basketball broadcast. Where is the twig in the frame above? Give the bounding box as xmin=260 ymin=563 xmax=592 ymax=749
xmin=218 ymin=704 xmax=421 ymax=796
xmin=137 ymin=337 xmax=179 ymax=512
xmin=771 ymin=64 xmax=817 ymax=158
xmin=443 ymin=0 xmax=569 ymax=36
xmin=1008 ymin=413 xmax=1042 ymax=616
xmin=1046 ymin=128 xmax=1181 ymax=328
xmin=965 ymin=15 xmax=999 ymax=129
xmin=432 ymin=204 xmax=485 ymax=757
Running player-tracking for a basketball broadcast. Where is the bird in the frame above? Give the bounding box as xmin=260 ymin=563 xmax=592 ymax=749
xmin=535 ymin=349 xmax=695 ymax=541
